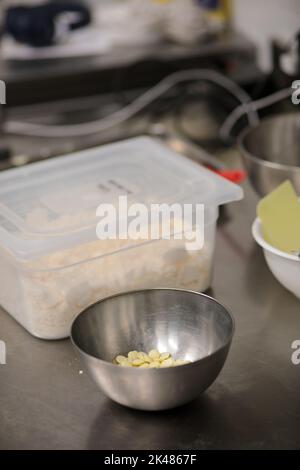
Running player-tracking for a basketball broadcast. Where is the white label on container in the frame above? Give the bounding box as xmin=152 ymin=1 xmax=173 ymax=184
xmin=40 ymin=178 xmax=139 ymax=215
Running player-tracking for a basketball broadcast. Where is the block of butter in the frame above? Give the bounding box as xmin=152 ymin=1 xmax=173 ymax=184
xmin=257 ymin=180 xmax=300 ymax=254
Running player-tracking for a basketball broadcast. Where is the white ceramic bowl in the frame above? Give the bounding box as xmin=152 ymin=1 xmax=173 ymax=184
xmin=252 ymin=218 xmax=300 ymax=299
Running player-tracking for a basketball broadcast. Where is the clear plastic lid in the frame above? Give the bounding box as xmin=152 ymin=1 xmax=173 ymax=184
xmin=0 ymin=136 xmax=243 ymax=260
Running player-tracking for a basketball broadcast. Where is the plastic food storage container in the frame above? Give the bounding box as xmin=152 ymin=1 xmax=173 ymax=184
xmin=0 ymin=137 xmax=243 ymax=339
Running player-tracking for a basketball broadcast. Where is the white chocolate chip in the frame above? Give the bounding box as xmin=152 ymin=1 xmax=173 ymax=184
xmin=148 ymin=349 xmax=160 ymax=360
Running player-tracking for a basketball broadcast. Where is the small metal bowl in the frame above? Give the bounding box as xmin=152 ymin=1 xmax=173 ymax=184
xmin=238 ymin=112 xmax=300 ymax=196
xmin=71 ymin=288 xmax=234 ymax=411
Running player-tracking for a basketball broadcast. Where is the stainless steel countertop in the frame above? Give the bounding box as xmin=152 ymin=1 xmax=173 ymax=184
xmin=1 ymin=156 xmax=300 ymax=450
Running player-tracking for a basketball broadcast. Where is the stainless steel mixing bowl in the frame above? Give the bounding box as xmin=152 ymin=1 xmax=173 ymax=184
xmin=71 ymin=288 xmax=234 ymax=411
xmin=238 ymin=112 xmax=300 ymax=196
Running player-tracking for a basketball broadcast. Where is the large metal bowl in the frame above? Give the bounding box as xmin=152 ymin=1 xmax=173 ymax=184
xmin=71 ymin=288 xmax=234 ymax=411
xmin=238 ymin=112 xmax=300 ymax=196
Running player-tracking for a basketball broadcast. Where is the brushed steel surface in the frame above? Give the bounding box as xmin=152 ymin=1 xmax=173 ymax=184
xmin=239 ymin=113 xmax=300 ymax=196
xmin=71 ymin=289 xmax=234 ymax=411
xmin=1 ymin=167 xmax=300 ymax=449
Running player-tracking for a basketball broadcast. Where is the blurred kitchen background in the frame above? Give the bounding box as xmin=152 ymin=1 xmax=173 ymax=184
xmin=0 ymin=0 xmax=299 ymax=169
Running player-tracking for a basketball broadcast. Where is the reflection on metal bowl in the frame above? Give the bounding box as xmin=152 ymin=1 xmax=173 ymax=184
xmin=238 ymin=113 xmax=300 ymax=196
